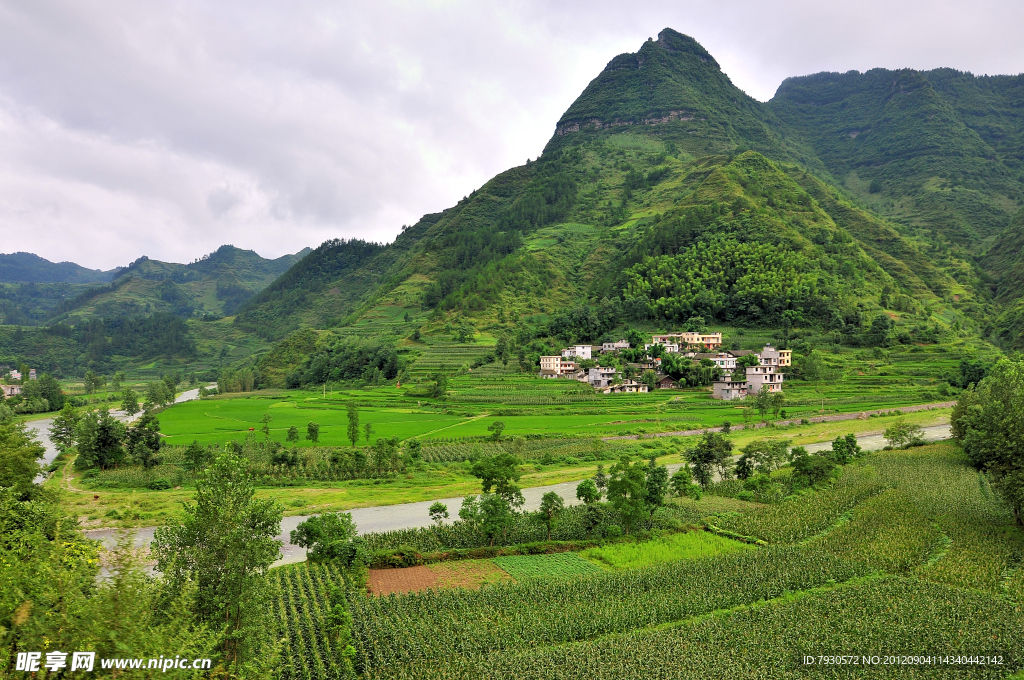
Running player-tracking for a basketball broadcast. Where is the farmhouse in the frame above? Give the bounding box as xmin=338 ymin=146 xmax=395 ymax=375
xmin=651 ymin=332 xmax=723 ymax=350
xmin=600 ymin=339 xmax=630 ymax=353
xmin=710 ymin=344 xmax=788 ymax=400
xmin=561 ymin=345 xmax=593 ymax=360
xmin=539 ymin=356 xmax=579 ymax=378
xmin=655 ymin=375 xmax=678 ymax=389
xmin=583 ymin=366 xmax=618 ymax=388
xmin=1 ymin=384 xmax=21 ymax=397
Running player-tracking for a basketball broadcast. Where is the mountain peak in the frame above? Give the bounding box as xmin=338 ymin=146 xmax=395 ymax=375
xmin=655 ymin=28 xmax=719 ymax=69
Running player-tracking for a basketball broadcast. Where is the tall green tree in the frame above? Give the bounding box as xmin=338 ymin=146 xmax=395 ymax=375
xmin=487 ymin=420 xmax=505 ymax=441
xmin=644 ymin=456 xmax=669 ymax=518
xmin=75 ymin=408 xmax=126 ymax=470
xmin=306 ymin=421 xmax=320 ymax=444
xmin=153 ymin=449 xmax=283 ymax=672
xmin=952 ymin=358 xmax=1024 ymax=525
xmin=537 ymin=491 xmax=564 ymax=540
xmin=48 ymin=402 xmax=79 ymax=453
xmin=260 ymin=413 xmax=272 ymax=439
xmin=469 ymin=452 xmax=524 ymax=508
xmin=607 ymin=455 xmax=648 ymax=534
xmin=125 ymin=413 xmax=162 ymax=468
xmin=121 ymin=387 xmax=140 ymax=416
xmin=363 ymin=421 xmax=374 ymax=443
xmin=346 ymin=403 xmax=359 ymax=447
xmin=685 ymin=432 xmax=734 ymax=488
xmin=575 ymin=479 xmax=600 ymax=504
xmin=0 ymin=421 xmax=45 ymax=498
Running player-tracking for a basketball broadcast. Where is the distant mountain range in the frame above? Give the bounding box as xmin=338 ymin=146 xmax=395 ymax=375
xmin=0 ymin=252 xmax=122 ymax=284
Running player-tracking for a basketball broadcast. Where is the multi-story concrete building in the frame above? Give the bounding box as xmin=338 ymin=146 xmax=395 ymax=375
xmin=778 ymin=349 xmax=792 ymax=367
xmin=652 ymin=332 xmax=723 ymax=350
xmin=583 ymin=367 xmax=618 ymax=388
xmin=540 ymin=356 xmax=578 ymax=378
xmin=712 ymin=373 xmax=748 ymax=400
xmin=745 ymin=364 xmax=784 ymax=394
xmin=1 ymin=384 xmax=21 ymax=397
xmin=561 ymin=345 xmax=593 ymax=360
xmin=601 ymin=339 xmax=630 ymax=353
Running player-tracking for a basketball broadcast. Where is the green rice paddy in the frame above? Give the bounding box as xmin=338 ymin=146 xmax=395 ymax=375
xmin=581 ymin=531 xmax=755 ymax=571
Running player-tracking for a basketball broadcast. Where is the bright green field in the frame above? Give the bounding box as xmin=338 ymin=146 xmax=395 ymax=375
xmin=492 ymin=553 xmax=603 ymax=580
xmin=157 ymin=363 xmax=956 ymax=447
xmin=580 ymin=530 xmax=755 ymax=571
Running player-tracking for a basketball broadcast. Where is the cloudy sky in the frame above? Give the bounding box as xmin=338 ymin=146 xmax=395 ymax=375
xmin=2 ymin=1 xmax=1023 ymax=270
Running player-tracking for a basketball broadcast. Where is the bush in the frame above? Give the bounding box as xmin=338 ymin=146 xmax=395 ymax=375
xmin=148 ymin=478 xmax=171 ymax=490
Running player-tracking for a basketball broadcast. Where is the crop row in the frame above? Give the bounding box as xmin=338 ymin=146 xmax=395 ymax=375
xmin=388 ymin=577 xmax=1024 ymax=679
xmin=270 ymin=562 xmax=350 ymax=680
xmin=349 ymin=545 xmax=871 ymax=676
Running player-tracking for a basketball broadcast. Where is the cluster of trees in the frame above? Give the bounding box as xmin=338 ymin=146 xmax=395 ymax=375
xmin=952 ymin=358 xmax=1024 ymax=525
xmin=67 ymin=312 xmax=196 ymax=364
xmin=1 ymin=373 xmax=64 ymax=415
xmin=622 ymin=236 xmax=831 ymax=324
xmin=49 ymin=404 xmax=164 ymax=470
xmin=286 ymin=337 xmax=404 ymax=388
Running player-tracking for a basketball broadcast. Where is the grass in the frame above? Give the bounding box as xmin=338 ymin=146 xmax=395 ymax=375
xmin=580 ymin=530 xmax=755 ymax=571
xmin=492 ymin=553 xmax=603 ymax=580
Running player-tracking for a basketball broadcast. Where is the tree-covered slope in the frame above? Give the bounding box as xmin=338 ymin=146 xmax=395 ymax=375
xmin=0 ymin=252 xmax=120 ymax=284
xmin=56 ymin=244 xmax=310 ymax=322
xmin=768 ymin=68 xmax=1024 ymax=252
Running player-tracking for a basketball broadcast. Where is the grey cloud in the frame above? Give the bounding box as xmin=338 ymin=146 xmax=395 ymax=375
xmin=1 ymin=0 xmax=1022 ymax=269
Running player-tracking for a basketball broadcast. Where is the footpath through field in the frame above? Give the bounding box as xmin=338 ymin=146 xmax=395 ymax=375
xmin=82 ymin=421 xmax=952 ymax=567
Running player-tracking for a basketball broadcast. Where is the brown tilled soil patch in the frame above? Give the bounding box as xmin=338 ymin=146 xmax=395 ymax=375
xmin=368 ymin=566 xmax=437 ymax=595
xmin=368 ymin=560 xmax=512 ymax=596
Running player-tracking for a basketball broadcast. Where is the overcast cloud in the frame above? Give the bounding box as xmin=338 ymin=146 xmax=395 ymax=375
xmin=1 ymin=0 xmax=1023 ymax=270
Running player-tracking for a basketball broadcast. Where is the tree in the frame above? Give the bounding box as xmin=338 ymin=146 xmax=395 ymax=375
xmin=625 ymin=327 xmax=646 ymax=349
xmin=753 ymin=385 xmax=773 ymax=422
xmin=640 ymin=369 xmax=659 ymax=391
xmin=346 ymin=403 xmax=359 ymax=447
xmin=469 ymin=452 xmax=524 ymax=508
xmin=830 ymin=433 xmax=862 ymax=465
xmin=736 ymin=354 xmax=760 ymax=369
xmin=363 ymin=422 xmax=374 ymax=443
xmin=260 ymin=413 xmax=272 ymax=439
xmin=286 ymin=426 xmax=299 ymax=443
xmin=184 ymin=440 xmax=211 ymax=471
xmin=644 ymin=457 xmax=669 ymax=518
xmin=770 ymin=391 xmax=786 ymax=419
xmin=792 ymin=454 xmax=836 ymax=488
xmin=537 ymin=491 xmax=564 ymax=540
xmin=685 ymin=432 xmax=734 ymax=489
xmin=607 ymin=456 xmax=648 ymax=534
xmin=721 ymin=420 xmax=732 ymax=435
xmin=121 ymin=387 xmax=140 ymax=416
xmin=290 ymin=512 xmax=362 ymax=565
xmin=593 ymin=464 xmax=607 ymax=496
xmin=125 ymin=412 xmax=161 ymax=468
xmin=669 ymin=466 xmax=700 ymax=499
xmin=487 ymin=420 xmax=506 ymax=441
xmin=84 ymin=370 xmax=102 ymax=394
xmin=884 ymin=420 xmax=925 ymax=448
xmin=153 ymin=449 xmax=283 ymax=670
xmin=428 ymin=501 xmax=449 ymax=525
xmin=75 ymin=408 xmax=127 ymax=470
xmin=306 ymin=422 xmax=320 ymax=444
xmin=163 ymin=373 xmax=178 ymax=400
xmin=867 ymin=314 xmax=893 ymax=347
xmin=458 ymin=495 xmax=482 ymax=533
xmin=48 ymin=402 xmax=79 ymax=453
xmin=430 ymin=370 xmax=449 ymax=399
xmin=111 ymin=371 xmax=125 ymax=391
xmin=575 ymin=479 xmax=600 ymax=504
xmin=951 ymin=358 xmax=1024 ymax=524
xmin=738 ymin=439 xmax=789 ymax=476
xmin=0 ymin=420 xmax=45 ymax=498
xmin=145 ymin=381 xmax=170 ymax=409
xmin=478 ymin=493 xmax=513 ymax=546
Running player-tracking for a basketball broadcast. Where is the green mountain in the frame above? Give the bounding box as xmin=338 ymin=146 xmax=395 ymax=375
xmin=242 ymin=28 xmax=1013 ymax=385
xmin=58 ymin=245 xmax=310 ymax=322
xmin=0 ymin=252 xmax=120 ymax=284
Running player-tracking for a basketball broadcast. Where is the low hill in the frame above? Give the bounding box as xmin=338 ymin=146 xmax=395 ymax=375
xmin=0 ymin=252 xmax=120 ymax=284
